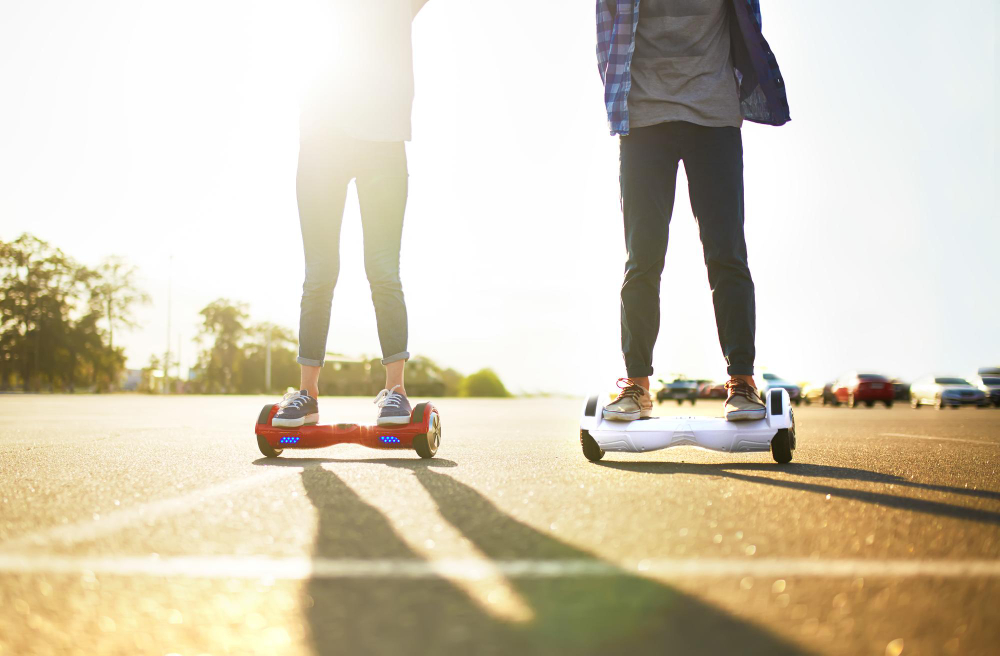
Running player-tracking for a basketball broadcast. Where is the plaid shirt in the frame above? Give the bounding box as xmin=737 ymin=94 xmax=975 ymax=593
xmin=596 ymin=0 xmax=790 ymax=135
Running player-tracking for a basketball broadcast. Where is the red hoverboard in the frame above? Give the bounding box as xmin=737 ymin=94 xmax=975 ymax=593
xmin=254 ymin=402 xmax=441 ymax=459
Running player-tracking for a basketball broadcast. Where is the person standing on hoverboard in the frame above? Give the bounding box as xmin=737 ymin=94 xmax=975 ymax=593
xmin=596 ymin=0 xmax=790 ymax=422
xmin=273 ymin=0 xmax=431 ymax=429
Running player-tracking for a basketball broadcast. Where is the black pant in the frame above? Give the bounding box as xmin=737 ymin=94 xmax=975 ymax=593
xmin=619 ymin=121 xmax=755 ymax=378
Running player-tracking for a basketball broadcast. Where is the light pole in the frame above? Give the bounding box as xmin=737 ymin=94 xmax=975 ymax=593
xmin=265 ymin=325 xmax=272 ymax=392
xmin=164 ymin=255 xmax=172 ymax=394
xmin=177 ymin=331 xmax=183 ymax=391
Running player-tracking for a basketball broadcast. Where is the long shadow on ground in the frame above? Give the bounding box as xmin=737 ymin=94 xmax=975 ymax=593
xmin=596 ymin=461 xmax=1000 ymax=525
xmin=254 ymin=457 xmax=807 ymax=655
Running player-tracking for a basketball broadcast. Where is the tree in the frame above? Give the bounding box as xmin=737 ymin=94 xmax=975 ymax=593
xmin=66 ymin=308 xmax=121 ymax=392
xmin=241 ymin=322 xmax=298 ymax=394
xmin=91 ymin=256 xmax=150 ymax=352
xmin=459 ymin=369 xmax=511 ymax=398
xmin=196 ymin=299 xmax=249 ymax=393
xmin=403 ymin=356 xmax=447 ymax=396
xmin=439 ymin=367 xmax=464 ymax=397
xmin=0 ymin=234 xmax=94 ymax=390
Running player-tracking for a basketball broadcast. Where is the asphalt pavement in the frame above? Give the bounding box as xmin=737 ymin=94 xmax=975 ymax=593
xmin=1 ymin=395 xmax=998 ymax=655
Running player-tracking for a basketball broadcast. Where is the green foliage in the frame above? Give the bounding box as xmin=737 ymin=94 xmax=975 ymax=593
xmin=318 ymin=357 xmax=381 ymax=397
xmin=459 ymin=368 xmax=511 ymax=398
xmin=195 ymin=299 xmax=249 ymax=394
xmin=0 ymin=233 xmax=138 ymax=391
xmin=92 ymin=256 xmax=150 ymax=351
xmin=241 ymin=322 xmax=299 ymax=394
xmin=439 ymin=367 xmax=465 ymax=396
xmin=397 ymin=356 xmax=458 ymax=397
xmin=313 ymin=357 xmax=480 ymax=398
xmin=0 ymin=235 xmax=512 ymax=397
xmin=188 ymin=301 xmax=513 ymax=397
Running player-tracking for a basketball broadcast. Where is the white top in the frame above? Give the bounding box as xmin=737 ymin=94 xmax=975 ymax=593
xmin=300 ymin=0 xmax=415 ymax=142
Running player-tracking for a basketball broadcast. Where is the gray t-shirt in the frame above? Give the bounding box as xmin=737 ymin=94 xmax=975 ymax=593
xmin=628 ymin=0 xmax=742 ymax=129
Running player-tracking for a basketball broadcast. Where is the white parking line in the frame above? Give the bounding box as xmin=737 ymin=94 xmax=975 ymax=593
xmin=0 ymin=468 xmax=301 ymax=552
xmin=880 ymin=433 xmax=995 ymax=445
xmin=334 ymin=464 xmax=534 ymax=622
xmin=0 ymin=555 xmax=996 ymax=579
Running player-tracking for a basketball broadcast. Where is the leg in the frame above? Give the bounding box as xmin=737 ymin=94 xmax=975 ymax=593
xmin=356 ymin=141 xmax=410 ymax=384
xmin=683 ymin=126 xmax=756 ymax=378
xmin=384 ymin=360 xmax=405 ymax=397
xmin=295 ymin=127 xmax=350 ymax=383
xmin=300 ymin=365 xmax=321 ymax=399
xmin=619 ymin=125 xmax=680 ymax=381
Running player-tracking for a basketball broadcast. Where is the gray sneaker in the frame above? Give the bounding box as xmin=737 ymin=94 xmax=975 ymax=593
xmin=603 ymin=378 xmax=653 ymax=421
xmin=724 ymin=378 xmax=766 ymax=421
xmin=375 ymin=385 xmax=412 ymax=426
xmin=272 ymin=389 xmax=319 ymax=428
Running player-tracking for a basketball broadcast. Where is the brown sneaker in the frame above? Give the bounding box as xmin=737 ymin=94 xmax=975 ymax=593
xmin=724 ymin=377 xmax=766 ymax=421
xmin=603 ymin=378 xmax=653 ymax=421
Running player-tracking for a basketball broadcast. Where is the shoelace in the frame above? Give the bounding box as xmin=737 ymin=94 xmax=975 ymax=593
xmin=281 ymin=390 xmax=310 ymax=409
xmin=374 ymin=385 xmax=404 ymax=410
xmin=613 ymin=377 xmax=645 ymax=402
xmin=725 ymin=378 xmax=758 ymax=401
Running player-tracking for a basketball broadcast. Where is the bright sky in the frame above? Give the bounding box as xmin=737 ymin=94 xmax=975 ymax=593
xmin=0 ymin=0 xmax=996 ymax=394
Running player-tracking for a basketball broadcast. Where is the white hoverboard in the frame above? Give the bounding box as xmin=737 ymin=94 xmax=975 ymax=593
xmin=579 ymin=388 xmax=796 ymax=463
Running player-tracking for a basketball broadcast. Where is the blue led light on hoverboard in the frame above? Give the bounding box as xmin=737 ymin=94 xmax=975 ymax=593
xmin=380 ymin=436 xmax=400 ymax=444
xmin=279 ymin=436 xmax=300 ymax=445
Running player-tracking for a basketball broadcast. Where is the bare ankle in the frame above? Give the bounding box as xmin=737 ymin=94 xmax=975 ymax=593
xmin=300 ymin=365 xmax=321 ymax=399
xmin=630 ymin=376 xmax=650 ymax=391
xmin=732 ymin=375 xmax=756 ymax=389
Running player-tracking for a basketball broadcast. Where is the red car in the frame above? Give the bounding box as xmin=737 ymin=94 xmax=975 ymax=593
xmin=831 ymin=372 xmax=895 ymax=408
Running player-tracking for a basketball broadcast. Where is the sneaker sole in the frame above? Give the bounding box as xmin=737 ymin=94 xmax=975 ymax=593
xmin=725 ymin=409 xmax=766 ymax=422
xmin=603 ymin=408 xmax=640 ymax=421
xmin=272 ymin=413 xmax=319 ymax=428
xmin=377 ymin=415 xmax=411 ymax=427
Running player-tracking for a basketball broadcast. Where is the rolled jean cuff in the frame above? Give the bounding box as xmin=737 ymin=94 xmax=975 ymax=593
xmin=381 ymin=351 xmax=410 ymax=366
xmin=297 ymin=355 xmax=325 ymax=367
xmin=727 ymin=363 xmax=754 ymax=376
xmin=626 ymin=365 xmax=654 ymax=378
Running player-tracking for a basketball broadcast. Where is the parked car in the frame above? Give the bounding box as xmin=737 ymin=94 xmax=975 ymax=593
xmin=699 ymin=380 xmax=728 ymax=399
xmin=909 ymin=375 xmax=987 ymax=409
xmin=759 ymin=373 xmax=801 ymax=405
xmin=890 ymin=378 xmax=911 ymax=401
xmin=801 ymin=382 xmax=833 ymax=405
xmin=969 ymin=372 xmax=1000 ymax=407
xmin=657 ymin=378 xmax=699 ymax=405
xmin=831 ymin=372 xmax=895 ymax=408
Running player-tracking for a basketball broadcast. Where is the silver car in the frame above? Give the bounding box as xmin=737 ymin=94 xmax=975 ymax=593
xmin=909 ymin=375 xmax=987 ymax=409
xmin=969 ymin=372 xmax=1000 ymax=408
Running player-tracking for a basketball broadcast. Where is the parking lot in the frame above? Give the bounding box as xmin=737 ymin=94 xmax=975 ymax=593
xmin=1 ymin=395 xmax=998 ymax=655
